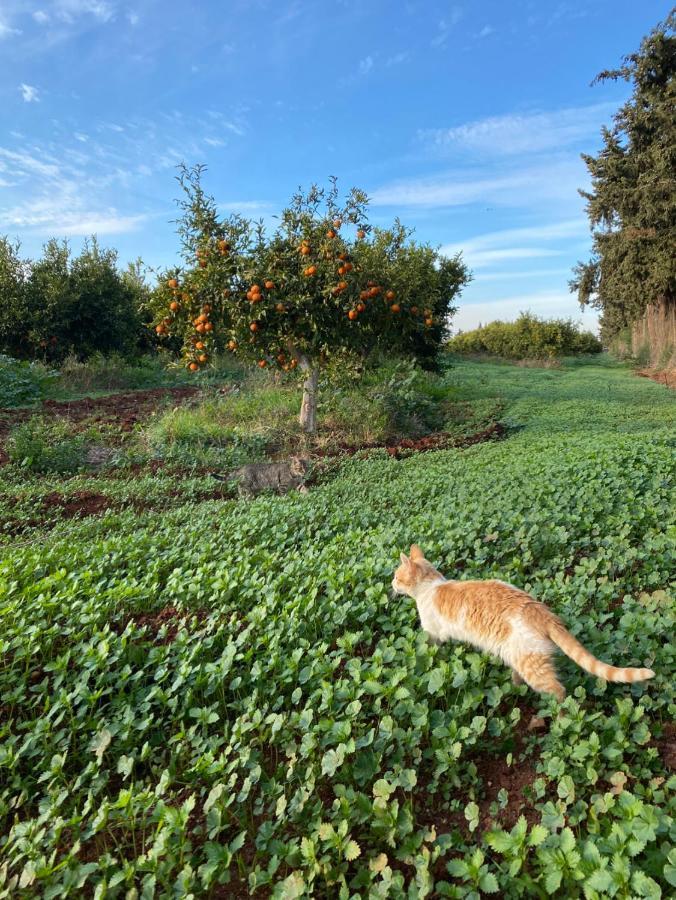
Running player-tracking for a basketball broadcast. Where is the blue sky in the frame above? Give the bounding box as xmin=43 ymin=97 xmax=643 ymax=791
xmin=0 ymin=1 xmax=669 ymax=332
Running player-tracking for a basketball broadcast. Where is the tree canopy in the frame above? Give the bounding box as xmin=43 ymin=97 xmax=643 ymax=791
xmin=571 ymin=12 xmax=676 ymax=340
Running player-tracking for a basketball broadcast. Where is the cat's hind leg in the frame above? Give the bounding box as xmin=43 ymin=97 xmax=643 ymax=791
xmin=514 ymin=653 xmax=566 ymax=701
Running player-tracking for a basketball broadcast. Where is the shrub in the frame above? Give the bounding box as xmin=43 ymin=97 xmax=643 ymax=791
xmin=7 ymin=418 xmax=86 ymax=472
xmin=0 ymin=355 xmax=59 ymax=408
xmin=447 ymin=312 xmax=603 ymax=359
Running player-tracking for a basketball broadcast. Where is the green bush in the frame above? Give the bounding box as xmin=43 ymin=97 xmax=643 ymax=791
xmin=7 ymin=417 xmax=86 ymax=473
xmin=447 ymin=312 xmax=603 ymax=359
xmin=0 ymin=355 xmax=59 ymax=408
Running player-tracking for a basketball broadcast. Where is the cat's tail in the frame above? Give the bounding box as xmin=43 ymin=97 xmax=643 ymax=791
xmin=547 ymin=621 xmax=655 ymax=683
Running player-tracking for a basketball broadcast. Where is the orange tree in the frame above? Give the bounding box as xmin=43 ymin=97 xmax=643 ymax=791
xmin=152 ymin=166 xmax=468 ymax=432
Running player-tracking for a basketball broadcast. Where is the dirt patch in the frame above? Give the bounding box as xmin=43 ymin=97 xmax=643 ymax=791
xmin=655 ymin=722 xmax=676 ymax=771
xmin=314 ymin=422 xmax=506 ymax=460
xmin=0 ymin=386 xmax=201 ymax=464
xmin=41 ymin=490 xmax=114 ymax=518
xmin=636 ymin=368 xmax=676 ymax=389
xmin=116 ymin=605 xmax=209 ymax=644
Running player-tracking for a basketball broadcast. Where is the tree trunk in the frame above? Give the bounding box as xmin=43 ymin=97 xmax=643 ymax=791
xmin=298 ymin=356 xmax=319 ymax=433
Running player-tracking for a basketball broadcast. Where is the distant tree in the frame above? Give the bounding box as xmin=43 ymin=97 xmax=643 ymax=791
xmin=153 ymin=166 xmax=468 ymax=432
xmin=571 ymin=12 xmax=676 ymax=341
xmin=0 ymin=238 xmax=29 ymax=357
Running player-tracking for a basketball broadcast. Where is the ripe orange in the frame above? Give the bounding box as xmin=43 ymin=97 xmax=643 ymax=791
xmin=196 ymin=324 xmax=206 ymax=334
xmin=338 ymin=252 xmax=348 ymax=261
xmin=337 ymin=266 xmax=346 ymax=276
xmin=265 ymin=280 xmax=275 ymax=290
xmin=204 ymin=322 xmax=213 ymax=332
xmin=333 ymin=218 xmax=342 ymax=229
xmin=227 ymin=339 xmax=237 ymax=350
xmin=198 ymin=354 xmax=208 ymax=363
xmin=222 ymin=288 xmax=231 ymax=297
xmin=277 ymin=353 xmax=286 ymax=364
xmin=327 ymin=229 xmax=337 ymax=239
xmin=196 ymin=314 xmax=207 ymax=324
xmin=356 ymin=302 xmax=366 ymax=313
xmin=155 ymin=324 xmax=166 ymax=335
xmin=275 ymin=303 xmax=286 ymax=312
xmin=300 ymin=245 xmax=311 ymax=255
xmin=199 ymin=260 xmax=207 ymax=269
xmin=289 ymin=358 xmax=297 ymax=369
xmin=195 ymin=341 xmax=205 ymax=350
xmin=258 ymin=359 xmax=267 ymax=368
xmin=305 ymin=265 xmax=317 ymax=276
xmin=250 ymin=322 xmax=259 ymax=332
xmin=369 ymin=287 xmax=379 ymax=298
xmin=360 ymin=290 xmax=370 ymax=301
xmin=189 ymin=362 xmax=199 ymax=372
xmin=348 ymin=309 xmax=358 ymax=320
xmin=170 ymin=301 xmax=179 ymax=311
xmin=167 ymin=278 xmax=178 ymax=289
xmin=391 ymin=304 xmax=401 ymax=313
xmin=386 ymin=290 xmax=395 ymax=300
xmin=343 ymin=262 xmax=353 ymax=272
xmin=203 ymin=304 xmax=212 ymax=314
xmin=338 ymin=281 xmax=348 ymax=290
xmin=250 ymin=293 xmax=262 ymax=304
xmin=425 ymin=317 xmax=433 ymax=327
xmin=357 ymin=229 xmax=366 ymax=239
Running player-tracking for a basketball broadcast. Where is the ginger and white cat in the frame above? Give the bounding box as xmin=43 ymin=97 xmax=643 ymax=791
xmin=392 ymin=545 xmax=655 ymax=701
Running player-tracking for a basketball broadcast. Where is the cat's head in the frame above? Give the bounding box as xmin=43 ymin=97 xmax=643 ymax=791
xmin=289 ymin=456 xmax=311 ymax=476
xmin=392 ymin=545 xmax=439 ymax=596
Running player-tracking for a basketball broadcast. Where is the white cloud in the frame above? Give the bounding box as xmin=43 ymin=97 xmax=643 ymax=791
xmin=478 ymin=25 xmax=493 ymax=38
xmin=359 ymin=55 xmax=374 ymax=75
xmin=54 ymin=0 xmax=116 ymax=25
xmin=458 ymin=247 xmax=563 ymax=267
xmin=452 ymin=291 xmax=599 ymax=333
xmin=440 ymin=219 xmax=588 ymax=263
xmin=20 ymin=83 xmax=40 ymax=103
xmin=126 ymin=11 xmax=139 ymax=26
xmin=431 ymin=8 xmax=462 ymax=48
xmin=386 ymin=51 xmax=410 ymax=67
xmin=423 ymin=102 xmax=616 ymax=157
xmin=32 ymin=10 xmax=50 ymax=24
xmin=371 ymin=158 xmax=585 ymax=209
xmin=0 ymin=19 xmax=21 ymax=39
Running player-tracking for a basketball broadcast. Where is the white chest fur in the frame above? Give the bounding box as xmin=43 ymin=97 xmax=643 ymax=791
xmin=413 ymin=579 xmax=465 ymax=643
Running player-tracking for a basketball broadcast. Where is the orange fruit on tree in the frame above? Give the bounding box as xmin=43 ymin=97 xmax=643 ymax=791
xmin=275 ymin=303 xmax=286 ymax=312
xmin=367 ymin=280 xmax=376 ymax=287
xmin=189 ymin=362 xmax=199 ymax=372
xmin=369 ymin=287 xmax=379 ymax=298
xmin=360 ymin=290 xmax=370 ymax=301
xmin=348 ymin=309 xmax=358 ymax=320
xmin=337 ymin=266 xmax=346 ymax=276
xmin=155 ymin=324 xmax=166 ymax=335
xmin=204 ymin=322 xmax=213 ymax=332
xmin=222 ymin=288 xmax=231 ymax=297
xmin=333 ymin=218 xmax=342 ymax=229
xmin=338 ymin=252 xmax=348 ymax=261
xmin=251 ymin=284 xmax=260 ymax=293
xmin=198 ymin=354 xmax=208 ymax=363
xmin=327 ymin=229 xmax=337 ymax=239
xmin=357 ymin=229 xmax=366 ymax=239
xmin=228 ymin=339 xmax=237 ymax=350
xmin=277 ymin=353 xmax=286 ymax=364
xmin=199 ymin=260 xmax=207 ymax=269
xmin=203 ymin=304 xmax=212 ymax=314
xmin=170 ymin=301 xmax=180 ymax=311
xmin=250 ymin=322 xmax=259 ymax=332
xmin=425 ymin=317 xmax=434 ymax=327
xmin=265 ymin=280 xmax=275 ymax=290
xmin=258 ymin=359 xmax=267 ymax=368
xmin=196 ymin=323 xmax=206 ymax=334
xmin=391 ymin=304 xmax=401 ymax=313
xmin=289 ymin=358 xmax=297 ymax=369
xmin=300 ymin=245 xmax=311 ymax=255
xmin=343 ymin=262 xmax=353 ymax=272
xmin=386 ymin=290 xmax=396 ymax=300
xmin=167 ymin=278 xmax=178 ymax=289
xmin=356 ymin=302 xmax=366 ymax=313
xmin=197 ymin=313 xmax=207 ymax=324
xmin=338 ymin=281 xmax=348 ymax=290
xmin=305 ymin=265 xmax=317 ymax=276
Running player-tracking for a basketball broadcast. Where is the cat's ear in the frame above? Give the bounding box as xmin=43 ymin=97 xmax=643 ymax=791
xmin=410 ymin=544 xmax=424 ymax=561
xmin=400 ymin=552 xmax=410 ymax=565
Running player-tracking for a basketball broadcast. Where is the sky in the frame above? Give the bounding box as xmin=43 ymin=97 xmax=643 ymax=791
xmin=0 ymin=1 xmax=670 ymax=333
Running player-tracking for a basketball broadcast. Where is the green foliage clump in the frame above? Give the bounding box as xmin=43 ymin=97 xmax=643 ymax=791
xmin=7 ymin=417 xmax=86 ymax=472
xmin=0 ymin=355 xmax=59 ymax=408
xmin=447 ymin=312 xmax=602 ymax=359
xmin=571 ymin=12 xmax=676 ymax=340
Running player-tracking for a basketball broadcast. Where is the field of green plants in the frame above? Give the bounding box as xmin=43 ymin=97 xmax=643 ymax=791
xmin=1 ymin=357 xmax=675 ymax=898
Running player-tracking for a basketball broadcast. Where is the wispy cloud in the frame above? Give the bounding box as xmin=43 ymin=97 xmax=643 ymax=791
xmin=32 ymin=10 xmax=50 ymax=24
xmin=431 ymin=7 xmax=462 ymax=48
xmin=19 ymin=83 xmax=40 ymax=103
xmin=422 ymin=102 xmax=615 ymax=157
xmin=478 ymin=25 xmax=493 ymax=38
xmin=359 ymin=55 xmax=374 ymax=75
xmin=53 ymin=0 xmax=116 ymax=25
xmin=0 ymin=19 xmax=21 ymax=39
xmin=371 ymin=158 xmax=585 ymax=209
